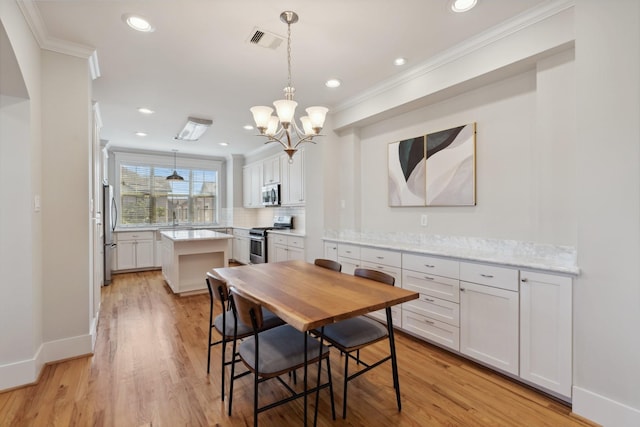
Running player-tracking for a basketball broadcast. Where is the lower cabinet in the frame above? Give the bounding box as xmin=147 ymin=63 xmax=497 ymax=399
xmin=232 ymin=229 xmax=250 ymax=264
xmin=116 ymin=231 xmax=154 ymax=270
xmin=323 ymin=242 xmax=338 ymax=261
xmin=459 ymin=263 xmax=520 ymax=376
xmin=520 ymin=270 xmax=572 ymax=398
xmin=270 ymin=234 xmax=305 ymax=262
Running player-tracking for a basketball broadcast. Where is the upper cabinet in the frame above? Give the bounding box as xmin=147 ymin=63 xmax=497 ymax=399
xmin=243 ymin=162 xmax=262 ymax=208
xmin=263 ymin=156 xmax=280 ymax=185
xmin=281 ymin=149 xmax=305 ymax=206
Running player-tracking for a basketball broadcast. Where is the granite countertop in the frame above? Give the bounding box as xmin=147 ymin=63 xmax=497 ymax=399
xmin=323 ymin=231 xmax=579 ymax=275
xmin=160 ymin=229 xmax=233 ymax=242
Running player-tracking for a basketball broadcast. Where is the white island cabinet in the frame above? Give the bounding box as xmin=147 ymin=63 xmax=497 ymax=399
xmin=161 ymin=229 xmax=233 ymax=295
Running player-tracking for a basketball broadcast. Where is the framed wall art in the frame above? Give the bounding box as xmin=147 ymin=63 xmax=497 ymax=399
xmin=387 ymin=123 xmax=476 ymax=207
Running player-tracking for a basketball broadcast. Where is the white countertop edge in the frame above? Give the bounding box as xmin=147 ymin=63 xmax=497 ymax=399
xmin=322 ymin=235 xmax=579 ymax=276
xmin=160 ymin=229 xmax=233 ymax=242
xmin=267 ymin=229 xmax=306 ymax=237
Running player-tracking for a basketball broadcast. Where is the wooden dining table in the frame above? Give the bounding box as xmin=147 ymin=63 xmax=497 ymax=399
xmin=212 ymin=259 xmax=419 ymax=424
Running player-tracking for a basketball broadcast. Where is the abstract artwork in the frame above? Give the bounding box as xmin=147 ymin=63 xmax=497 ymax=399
xmin=387 ymin=123 xmax=476 ymax=207
xmin=426 ymin=123 xmax=476 ymax=206
xmin=388 ymin=136 xmax=426 ymax=206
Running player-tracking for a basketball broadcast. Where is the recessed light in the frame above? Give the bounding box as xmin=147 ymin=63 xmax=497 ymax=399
xmin=219 ymin=142 xmax=229 ymax=147
xmin=450 ymin=0 xmax=477 ymax=13
xmin=122 ymin=14 xmax=155 ymax=32
xmin=138 ymin=107 xmax=154 ymax=114
xmin=135 ymin=132 xmax=147 ymax=137
xmin=325 ymin=79 xmax=341 ymax=88
xmin=393 ymin=57 xmax=407 ymax=66
xmin=243 ymin=125 xmax=254 ymax=130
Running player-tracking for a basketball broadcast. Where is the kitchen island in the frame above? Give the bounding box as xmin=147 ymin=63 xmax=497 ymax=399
xmin=160 ymin=229 xmax=233 ymax=295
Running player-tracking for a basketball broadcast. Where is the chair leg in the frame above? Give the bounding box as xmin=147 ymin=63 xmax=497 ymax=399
xmin=207 ymin=329 xmax=212 ymax=374
xmin=220 ymin=338 xmax=226 ymax=401
xmin=342 ymin=351 xmax=350 ymax=419
xmin=228 ymin=334 xmax=238 ymax=416
xmin=326 ymin=356 xmax=336 ymax=420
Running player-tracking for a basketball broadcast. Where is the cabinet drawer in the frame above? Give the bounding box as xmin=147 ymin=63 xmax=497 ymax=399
xmin=403 ymin=294 xmax=459 ymax=327
xmin=360 ymin=247 xmax=401 ymax=268
xmin=287 ymin=236 xmax=304 ymax=249
xmin=338 ymin=244 xmax=360 ymax=260
xmin=402 ymin=310 xmax=459 ymax=352
xmin=360 ymin=261 xmax=401 ymax=287
xmin=272 ymin=234 xmax=288 ymax=245
xmin=366 ymin=307 xmax=401 ymax=328
xmin=403 ymin=253 xmax=459 ymax=279
xmin=233 ymin=228 xmax=249 ymax=238
xmin=460 ymin=262 xmax=519 ymax=291
xmin=117 ymin=231 xmax=153 ymax=241
xmin=402 ymin=270 xmax=460 ymax=303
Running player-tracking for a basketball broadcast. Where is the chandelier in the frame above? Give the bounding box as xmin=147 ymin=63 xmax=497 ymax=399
xmin=250 ymin=11 xmax=328 ymax=162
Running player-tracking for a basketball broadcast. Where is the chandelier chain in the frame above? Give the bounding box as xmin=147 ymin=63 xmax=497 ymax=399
xmin=287 ymin=21 xmax=292 ymax=90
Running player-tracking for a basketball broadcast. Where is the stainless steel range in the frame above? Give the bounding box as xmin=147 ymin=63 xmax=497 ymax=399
xmin=249 ymin=215 xmax=293 ymax=264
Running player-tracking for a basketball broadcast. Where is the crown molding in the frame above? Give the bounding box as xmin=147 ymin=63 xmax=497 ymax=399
xmin=333 ymin=0 xmax=575 ymax=113
xmin=17 ymin=0 xmax=100 ymax=78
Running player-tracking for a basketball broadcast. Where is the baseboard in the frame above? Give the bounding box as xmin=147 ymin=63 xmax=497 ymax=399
xmin=573 ymin=386 xmax=640 ymax=426
xmin=0 ymin=334 xmax=93 ymax=392
xmin=0 ymin=344 xmax=44 ymax=391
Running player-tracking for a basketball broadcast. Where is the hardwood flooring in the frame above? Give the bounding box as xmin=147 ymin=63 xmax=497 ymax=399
xmin=0 ymin=270 xmax=598 ymax=427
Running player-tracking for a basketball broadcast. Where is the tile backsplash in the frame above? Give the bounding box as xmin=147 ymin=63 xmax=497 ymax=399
xmin=232 ymin=206 xmax=305 ymax=231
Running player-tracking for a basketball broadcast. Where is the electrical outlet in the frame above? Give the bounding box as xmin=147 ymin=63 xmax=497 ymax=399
xmin=420 ymin=214 xmax=428 ymax=227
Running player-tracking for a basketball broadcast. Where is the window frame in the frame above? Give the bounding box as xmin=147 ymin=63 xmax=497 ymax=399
xmin=113 ymin=152 xmax=223 ymax=228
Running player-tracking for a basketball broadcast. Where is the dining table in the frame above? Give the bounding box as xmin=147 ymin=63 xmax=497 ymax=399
xmin=212 ymin=259 xmax=419 ymax=425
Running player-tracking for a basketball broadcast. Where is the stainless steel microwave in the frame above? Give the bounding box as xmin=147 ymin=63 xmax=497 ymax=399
xmin=262 ymin=184 xmax=280 ymax=206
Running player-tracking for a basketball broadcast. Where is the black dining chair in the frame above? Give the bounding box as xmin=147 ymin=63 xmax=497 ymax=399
xmin=205 ymin=272 xmax=284 ymax=400
xmin=227 ymin=287 xmax=336 ymax=427
xmin=320 ymin=268 xmax=398 ymax=419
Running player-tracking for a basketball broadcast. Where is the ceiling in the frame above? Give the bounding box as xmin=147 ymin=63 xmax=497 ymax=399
xmin=31 ymin=0 xmax=548 ymax=158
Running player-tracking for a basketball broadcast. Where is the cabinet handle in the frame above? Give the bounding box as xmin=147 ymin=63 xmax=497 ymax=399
xmin=460 ymin=288 xmax=466 ymax=292
xmin=424 ymin=264 xmax=435 ymax=268
xmin=346 ymin=250 xmax=351 ymax=254
xmin=521 ymin=278 xmax=528 ymax=283
xmin=376 ymin=256 xmax=384 ymax=259
xmin=423 ymin=319 xmax=435 ymax=325
xmin=424 ymin=276 xmax=435 ymax=281
xmin=480 ymin=274 xmax=494 ymax=278
xmin=423 ymin=297 xmax=435 ymax=303
xmin=376 ymin=266 xmax=384 ymax=270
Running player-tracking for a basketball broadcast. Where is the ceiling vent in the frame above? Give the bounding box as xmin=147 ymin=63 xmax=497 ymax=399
xmin=247 ymin=28 xmax=284 ymax=50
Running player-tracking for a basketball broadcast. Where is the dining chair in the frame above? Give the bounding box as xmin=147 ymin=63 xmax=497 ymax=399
xmin=314 ymin=258 xmax=342 ymax=272
xmin=227 ymin=287 xmax=336 ymax=427
xmin=205 ymin=272 xmax=284 ymax=400
xmin=320 ymin=268 xmax=398 ymax=419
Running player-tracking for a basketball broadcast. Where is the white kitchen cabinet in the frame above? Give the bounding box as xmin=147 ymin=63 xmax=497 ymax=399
xmin=323 ymin=241 xmax=338 ymax=261
xmin=242 ymin=163 xmax=262 ymax=208
xmin=337 ymin=243 xmax=361 ymax=275
xmin=270 ymin=233 xmax=305 ymax=262
xmin=360 ymin=247 xmax=402 ymax=326
xmin=520 ymin=270 xmax=572 ymax=398
xmin=280 ymin=150 xmax=305 ymax=206
xmin=460 ymin=277 xmax=519 ymax=376
xmin=262 ymin=156 xmax=280 ymax=185
xmin=232 ymin=228 xmax=250 ymax=264
xmin=402 ymin=253 xmax=461 ymax=351
xmin=115 ymin=231 xmax=154 ymax=270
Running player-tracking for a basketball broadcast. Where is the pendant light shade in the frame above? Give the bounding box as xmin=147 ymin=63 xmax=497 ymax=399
xmin=167 ymin=150 xmax=184 ymax=181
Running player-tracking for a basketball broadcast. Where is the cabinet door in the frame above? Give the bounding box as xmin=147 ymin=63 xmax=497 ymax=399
xmin=116 ymin=240 xmax=136 ymax=270
xmin=250 ymin=164 xmax=262 ymax=207
xmin=324 ymin=242 xmax=338 ymax=261
xmin=273 ymin=245 xmax=289 ymax=263
xmin=520 ymin=271 xmax=572 ymax=398
xmin=338 ymin=257 xmax=360 ymax=275
xmin=287 ymin=246 xmax=305 ymax=261
xmin=263 ymin=156 xmax=280 ymax=184
xmin=289 ymin=150 xmax=304 ymax=204
xmin=242 ymin=167 xmax=252 ymax=208
xmin=135 ymin=240 xmax=155 ymax=268
xmin=460 ymin=281 xmax=519 ymax=375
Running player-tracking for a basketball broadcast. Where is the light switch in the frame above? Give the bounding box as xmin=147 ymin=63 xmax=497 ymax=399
xmin=420 ymin=214 xmax=428 ymax=227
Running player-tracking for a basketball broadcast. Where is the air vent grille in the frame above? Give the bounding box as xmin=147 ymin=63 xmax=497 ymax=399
xmin=247 ymin=28 xmax=284 ymax=50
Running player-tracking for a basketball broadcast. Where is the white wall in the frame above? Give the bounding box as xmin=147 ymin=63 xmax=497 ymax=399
xmin=572 ymin=1 xmax=640 ymax=425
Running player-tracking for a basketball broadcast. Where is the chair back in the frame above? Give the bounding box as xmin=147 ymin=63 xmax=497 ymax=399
xmin=354 ymin=268 xmax=395 ymax=286
xmin=229 ymin=287 xmax=264 ymax=330
xmin=314 ymin=258 xmax=342 ymax=272
xmin=206 ymin=272 xmax=229 ymax=307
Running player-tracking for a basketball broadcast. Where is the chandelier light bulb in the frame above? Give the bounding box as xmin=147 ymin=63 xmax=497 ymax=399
xmin=273 ymin=99 xmax=298 ymax=126
xmin=299 ymin=116 xmax=314 ymax=136
xmin=266 ymin=116 xmax=280 ymax=136
xmin=306 ymin=106 xmax=328 ymax=130
xmin=250 ymin=106 xmax=274 ymax=132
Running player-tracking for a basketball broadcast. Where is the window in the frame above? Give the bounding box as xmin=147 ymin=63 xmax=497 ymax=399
xmin=115 ymin=153 xmax=222 ymax=226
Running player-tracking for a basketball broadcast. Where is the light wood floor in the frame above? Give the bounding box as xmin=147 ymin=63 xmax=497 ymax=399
xmin=0 ymin=270 xmax=597 ymax=427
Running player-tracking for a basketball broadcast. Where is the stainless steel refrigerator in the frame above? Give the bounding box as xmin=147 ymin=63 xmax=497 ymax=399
xmin=103 ymin=184 xmax=117 ymax=285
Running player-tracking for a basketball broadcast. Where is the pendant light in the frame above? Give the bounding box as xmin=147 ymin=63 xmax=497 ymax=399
xmin=166 ymin=149 xmax=184 ymax=181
